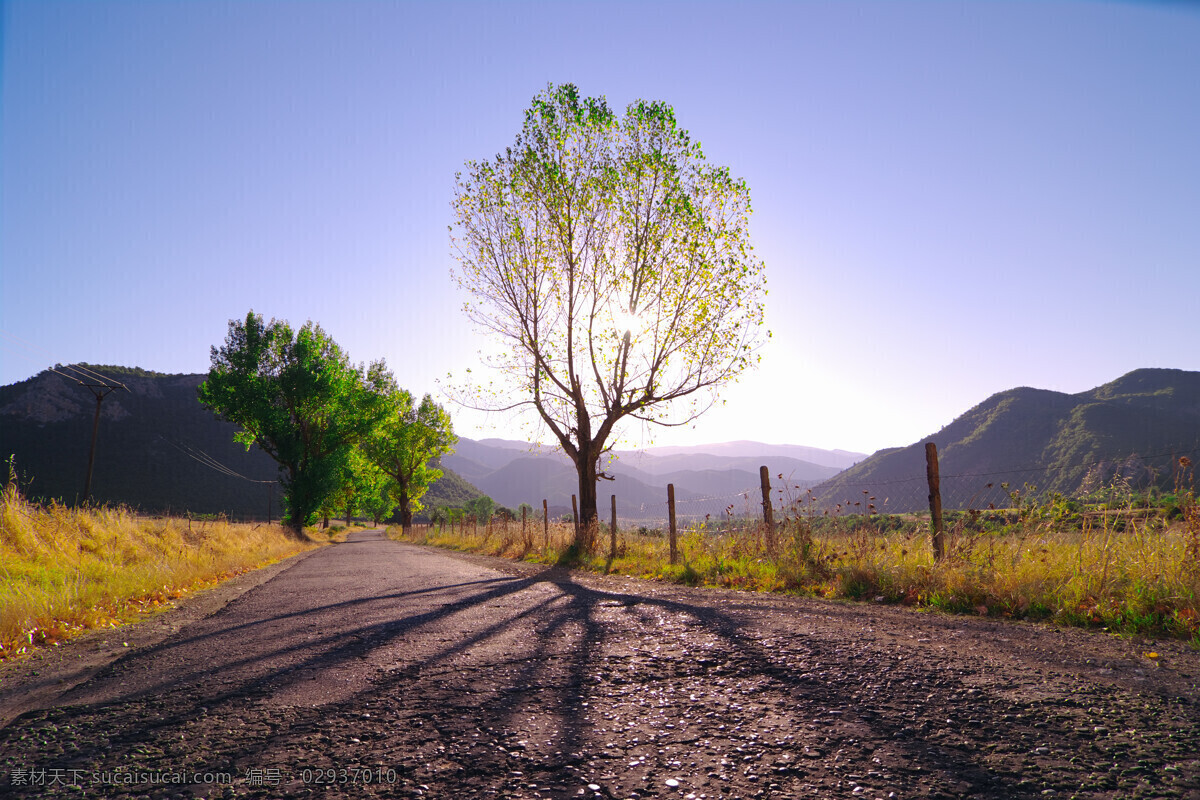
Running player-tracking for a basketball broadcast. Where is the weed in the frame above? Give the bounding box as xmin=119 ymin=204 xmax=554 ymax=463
xmin=0 ymin=480 xmax=317 ymax=661
xmin=392 ymin=476 xmax=1200 ymax=645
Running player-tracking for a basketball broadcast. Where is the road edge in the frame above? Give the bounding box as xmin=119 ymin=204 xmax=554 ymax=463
xmin=0 ymin=546 xmax=323 ymax=728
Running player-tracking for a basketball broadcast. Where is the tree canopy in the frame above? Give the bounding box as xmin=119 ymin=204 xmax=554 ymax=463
xmin=360 ymin=382 xmax=457 ymax=531
xmin=198 ymin=311 xmax=391 ymax=533
xmin=451 ymin=83 xmax=767 ymax=538
xmin=464 ymin=495 xmax=496 ymax=525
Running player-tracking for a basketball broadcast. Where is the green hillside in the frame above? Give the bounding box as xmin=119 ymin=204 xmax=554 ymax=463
xmin=420 ymin=459 xmax=485 ymax=516
xmin=0 ymin=366 xmax=482 ymax=520
xmin=812 ymin=368 xmax=1200 ymax=513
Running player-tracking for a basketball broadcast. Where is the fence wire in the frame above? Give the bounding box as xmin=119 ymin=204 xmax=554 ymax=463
xmin=815 ymin=446 xmax=1198 ymax=517
xmin=592 ymin=445 xmax=1198 ymax=527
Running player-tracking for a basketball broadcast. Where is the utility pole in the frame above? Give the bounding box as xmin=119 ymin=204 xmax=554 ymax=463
xmin=80 ymin=378 xmax=128 ymax=503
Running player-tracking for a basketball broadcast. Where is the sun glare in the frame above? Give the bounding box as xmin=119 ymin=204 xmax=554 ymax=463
xmin=610 ymin=305 xmax=646 ymax=336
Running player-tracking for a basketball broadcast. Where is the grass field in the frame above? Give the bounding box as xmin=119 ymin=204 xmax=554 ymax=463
xmin=392 ymin=491 xmax=1200 ymax=645
xmin=0 ymin=479 xmax=322 ymax=661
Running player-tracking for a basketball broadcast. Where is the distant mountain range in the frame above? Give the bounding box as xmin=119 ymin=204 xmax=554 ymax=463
xmin=444 ymin=438 xmax=861 ymax=521
xmin=810 ymin=368 xmax=1200 ymax=514
xmin=7 ymin=365 xmax=1192 ymax=523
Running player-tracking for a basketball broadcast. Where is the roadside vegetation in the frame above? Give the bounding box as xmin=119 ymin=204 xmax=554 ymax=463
xmin=0 ymin=476 xmax=319 ymax=661
xmin=199 ymin=311 xmax=456 ymax=535
xmin=392 ymin=473 xmax=1200 ymax=645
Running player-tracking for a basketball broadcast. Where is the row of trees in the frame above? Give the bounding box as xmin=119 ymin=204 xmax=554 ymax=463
xmin=431 ymin=496 xmax=497 ymax=526
xmin=198 ymin=311 xmax=455 ymax=534
xmin=428 ymin=500 xmax=542 ymax=527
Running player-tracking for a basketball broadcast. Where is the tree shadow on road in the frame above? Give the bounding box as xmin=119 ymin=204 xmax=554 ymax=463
xmin=0 ymin=539 xmax=1111 ymax=799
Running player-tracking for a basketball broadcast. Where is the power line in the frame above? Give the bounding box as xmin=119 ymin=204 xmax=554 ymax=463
xmin=156 ymin=436 xmax=279 ymax=523
xmin=2 ymin=330 xmax=133 ymax=501
xmin=0 ymin=344 xmax=101 ymax=386
xmin=0 ymin=330 xmax=128 ymax=390
xmin=156 ymin=435 xmax=276 ymax=484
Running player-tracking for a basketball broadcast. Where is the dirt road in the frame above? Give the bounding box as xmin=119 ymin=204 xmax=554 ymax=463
xmin=1 ymin=529 xmax=1197 ymax=798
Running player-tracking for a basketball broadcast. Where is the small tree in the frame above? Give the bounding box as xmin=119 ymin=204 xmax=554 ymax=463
xmin=360 ymin=483 xmax=395 ymax=527
xmin=451 ymin=83 xmax=766 ymax=543
xmin=464 ymin=495 xmax=496 ymax=525
xmin=334 ymin=449 xmax=393 ymax=526
xmin=360 ymin=383 xmax=456 ymax=533
xmin=429 ymin=506 xmax=449 ymax=529
xmin=198 ymin=311 xmax=390 ymax=534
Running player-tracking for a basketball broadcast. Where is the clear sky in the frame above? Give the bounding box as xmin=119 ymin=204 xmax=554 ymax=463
xmin=2 ymin=0 xmax=1198 ymax=455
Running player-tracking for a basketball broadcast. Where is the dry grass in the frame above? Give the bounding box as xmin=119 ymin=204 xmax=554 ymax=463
xmin=0 ymin=480 xmax=320 ymax=661
xmin=392 ymin=497 xmax=1200 ymax=644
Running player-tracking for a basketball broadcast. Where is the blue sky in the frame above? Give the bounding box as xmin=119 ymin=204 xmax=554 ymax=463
xmin=2 ymin=0 xmax=1198 ymax=455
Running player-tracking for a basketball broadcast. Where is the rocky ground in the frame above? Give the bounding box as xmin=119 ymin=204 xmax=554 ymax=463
xmin=1 ymin=531 xmax=1197 ymax=799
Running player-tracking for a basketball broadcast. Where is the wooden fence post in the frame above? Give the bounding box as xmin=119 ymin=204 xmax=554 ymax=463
xmin=543 ymin=499 xmax=549 ymax=550
xmin=760 ymin=465 xmax=775 ymax=552
xmin=522 ymin=504 xmax=528 ymax=545
xmin=668 ymin=483 xmax=678 ymax=564
xmin=610 ymin=494 xmax=618 ymax=560
xmin=926 ymin=442 xmax=945 ymax=562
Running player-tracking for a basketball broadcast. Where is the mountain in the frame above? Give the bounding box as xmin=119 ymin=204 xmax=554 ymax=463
xmin=609 ymin=451 xmax=847 ymax=482
xmin=811 ymin=369 xmax=1200 ymax=514
xmin=618 ymin=441 xmax=863 ymax=470
xmin=0 ymin=366 xmax=481 ymax=519
xmin=442 ymin=438 xmax=863 ymax=522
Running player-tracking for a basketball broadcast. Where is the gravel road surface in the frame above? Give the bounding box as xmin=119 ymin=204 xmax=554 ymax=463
xmin=1 ymin=529 xmax=1197 ymax=799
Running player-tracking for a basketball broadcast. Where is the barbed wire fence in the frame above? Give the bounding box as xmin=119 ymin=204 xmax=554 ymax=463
xmin=460 ymin=442 xmax=1200 ymax=561
xmin=806 ymin=445 xmax=1199 ymax=518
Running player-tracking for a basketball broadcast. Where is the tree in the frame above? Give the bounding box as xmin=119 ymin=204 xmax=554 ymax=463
xmin=360 ymin=383 xmax=457 ymax=533
xmin=325 ymin=448 xmax=393 ymax=526
xmin=451 ymin=83 xmax=766 ymax=542
xmin=354 ymin=460 xmax=397 ymax=526
xmin=198 ymin=312 xmax=390 ymax=534
xmin=464 ymin=495 xmax=496 ymax=525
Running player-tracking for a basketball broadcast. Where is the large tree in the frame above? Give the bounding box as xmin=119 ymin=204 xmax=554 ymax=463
xmin=451 ymin=83 xmax=766 ymax=541
xmin=198 ymin=311 xmax=390 ymax=534
xmin=360 ymin=384 xmax=457 ymax=533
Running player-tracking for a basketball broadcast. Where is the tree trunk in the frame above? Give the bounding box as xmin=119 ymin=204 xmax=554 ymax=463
xmin=397 ymin=482 xmax=413 ymax=535
xmin=575 ymin=445 xmax=600 ymax=552
xmin=283 ymin=465 xmax=306 ymax=537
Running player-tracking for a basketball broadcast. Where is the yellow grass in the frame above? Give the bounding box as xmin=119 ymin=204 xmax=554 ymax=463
xmin=0 ymin=481 xmax=320 ymax=661
xmin=392 ymin=506 xmax=1200 ymax=644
